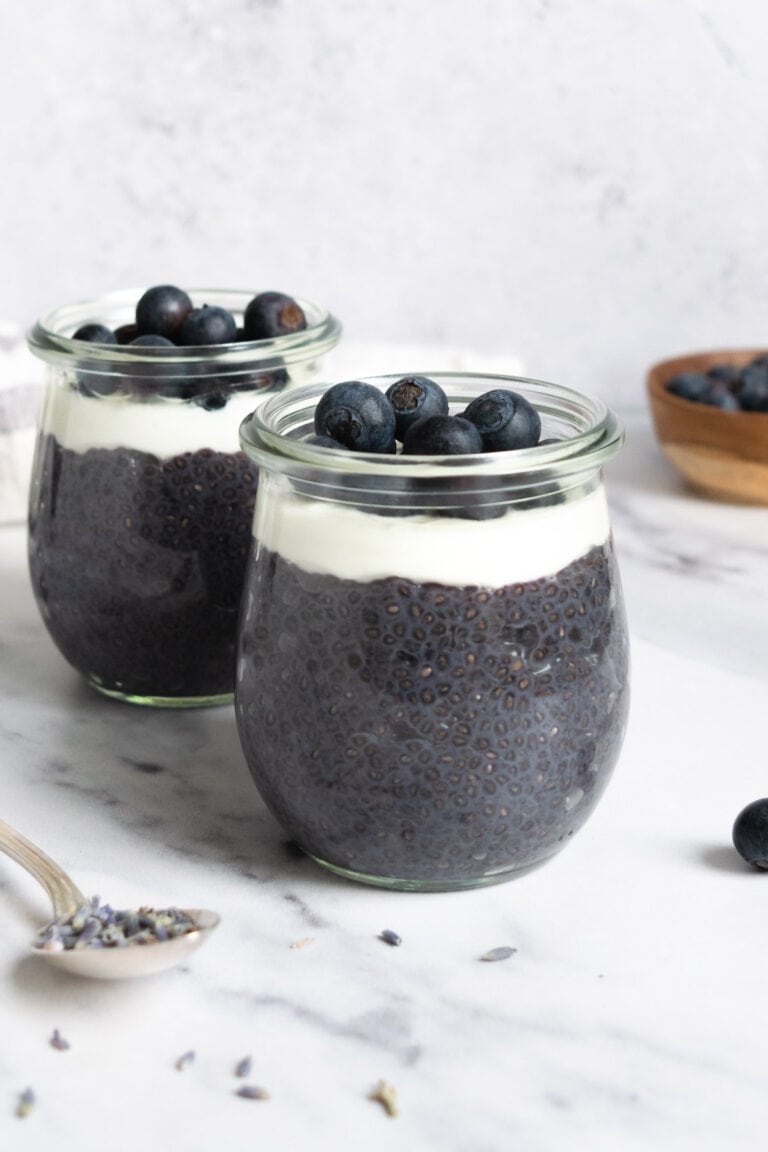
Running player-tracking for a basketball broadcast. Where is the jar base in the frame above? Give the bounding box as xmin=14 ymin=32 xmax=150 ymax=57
xmin=88 ymin=679 xmax=233 ymax=709
xmin=306 ymin=851 xmax=552 ymax=892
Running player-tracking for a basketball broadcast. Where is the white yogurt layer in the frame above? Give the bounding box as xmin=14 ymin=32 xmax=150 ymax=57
xmin=254 ymin=484 xmax=611 ymax=587
xmin=43 ymin=386 xmax=263 ymax=456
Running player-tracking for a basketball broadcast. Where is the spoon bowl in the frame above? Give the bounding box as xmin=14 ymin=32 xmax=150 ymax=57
xmin=0 ymin=818 xmax=220 ymax=980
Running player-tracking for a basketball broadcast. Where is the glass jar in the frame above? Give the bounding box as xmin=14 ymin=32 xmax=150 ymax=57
xmin=27 ymin=288 xmax=341 ymax=707
xmin=235 ymin=374 xmax=629 ymax=891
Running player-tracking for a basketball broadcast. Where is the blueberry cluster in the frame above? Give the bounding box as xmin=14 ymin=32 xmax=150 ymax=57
xmin=667 ymin=356 xmax=768 ymax=411
xmin=72 ymin=284 xmax=307 ymax=348
xmin=310 ymin=376 xmax=542 ymax=455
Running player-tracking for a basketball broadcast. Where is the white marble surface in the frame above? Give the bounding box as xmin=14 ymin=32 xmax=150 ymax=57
xmin=2 ymin=408 xmax=768 ymax=1148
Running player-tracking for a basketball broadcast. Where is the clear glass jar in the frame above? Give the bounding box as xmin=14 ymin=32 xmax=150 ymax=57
xmin=27 ymin=288 xmax=341 ymax=707
xmin=235 ymin=374 xmax=629 ymax=891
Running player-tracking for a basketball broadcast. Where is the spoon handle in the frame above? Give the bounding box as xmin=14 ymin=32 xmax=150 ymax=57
xmin=0 ymin=818 xmax=87 ymax=919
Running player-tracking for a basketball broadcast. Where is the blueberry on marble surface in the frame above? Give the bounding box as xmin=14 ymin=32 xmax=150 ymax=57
xmin=385 ymin=375 xmax=449 ymax=440
xmin=178 ymin=304 xmax=238 ymax=346
xmin=402 ymin=413 xmax=484 ymax=455
xmin=733 ymin=798 xmax=768 ymax=869
xmin=463 ymin=388 xmax=541 ymax=450
xmin=72 ymin=323 xmax=117 ymax=344
xmin=243 ymin=291 xmax=307 ymax=339
xmin=314 ymin=381 xmax=397 ymax=453
xmin=135 ymin=284 xmax=193 ymax=339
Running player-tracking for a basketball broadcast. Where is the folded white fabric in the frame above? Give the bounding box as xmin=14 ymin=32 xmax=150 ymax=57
xmin=0 ymin=323 xmax=44 ymax=525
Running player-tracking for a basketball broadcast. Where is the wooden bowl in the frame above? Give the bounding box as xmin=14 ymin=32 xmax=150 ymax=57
xmin=647 ymin=349 xmax=768 ymax=504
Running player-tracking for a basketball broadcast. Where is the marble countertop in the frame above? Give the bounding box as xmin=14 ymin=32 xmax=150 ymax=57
xmin=2 ymin=409 xmax=768 ymax=1151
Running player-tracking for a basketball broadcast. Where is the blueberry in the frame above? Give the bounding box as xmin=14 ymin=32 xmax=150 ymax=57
xmin=304 ymin=433 xmax=349 ymax=449
xmin=314 ymin=382 xmax=396 ymax=453
xmin=733 ymin=798 xmax=768 ymax=869
xmin=194 ymin=391 xmax=229 ymax=410
xmin=177 ymin=304 xmax=238 ymax=346
xmin=462 ymin=389 xmax=541 ymax=450
xmin=72 ymin=323 xmax=117 ymax=344
xmin=385 ymin=375 xmax=449 ymax=440
xmin=402 ymin=414 xmax=483 ymax=455
xmin=700 ymin=381 xmax=740 ymax=411
xmin=135 ymin=285 xmax=193 ymax=339
xmin=707 ymin=364 xmax=741 ymax=386
xmin=739 ymin=364 xmax=768 ymax=412
xmin=129 ymin=334 xmax=175 ymax=347
xmin=243 ymin=292 xmax=307 ymax=340
xmin=114 ymin=323 xmax=139 ymax=344
xmin=666 ymin=372 xmax=712 ymax=402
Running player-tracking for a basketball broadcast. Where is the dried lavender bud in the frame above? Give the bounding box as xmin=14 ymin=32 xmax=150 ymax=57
xmin=32 ymin=898 xmax=198 ymax=952
xmin=235 ymin=1055 xmax=252 ymax=1078
xmin=236 ymin=1085 xmax=270 ymax=1100
xmin=175 ymin=1050 xmax=196 ymax=1071
xmin=16 ymin=1087 xmax=35 ymax=1118
xmin=379 ymin=929 xmax=402 ymax=947
xmin=289 ymin=936 xmax=314 ymax=949
xmin=479 ymin=946 xmax=517 ymax=962
xmin=369 ymin=1079 xmax=398 ymax=1117
xmin=49 ymin=1028 xmax=70 ymax=1051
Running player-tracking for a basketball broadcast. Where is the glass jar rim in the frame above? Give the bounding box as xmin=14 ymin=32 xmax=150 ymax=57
xmin=240 ymin=372 xmax=624 ymax=482
xmin=27 ymin=287 xmax=342 ymax=373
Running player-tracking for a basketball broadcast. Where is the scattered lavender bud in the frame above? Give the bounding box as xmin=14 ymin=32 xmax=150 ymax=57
xmin=235 ymin=1055 xmax=252 ymax=1079
xmin=16 ymin=1087 xmax=35 ymax=1118
xmin=289 ymin=936 xmax=314 ymax=949
xmin=369 ymin=1079 xmax=398 ymax=1117
xmin=236 ymin=1085 xmax=270 ymax=1100
xmin=479 ymin=946 xmax=517 ymax=962
xmin=49 ymin=1028 xmax=70 ymax=1051
xmin=379 ymin=929 xmax=402 ymax=947
xmin=175 ymin=1050 xmax=196 ymax=1071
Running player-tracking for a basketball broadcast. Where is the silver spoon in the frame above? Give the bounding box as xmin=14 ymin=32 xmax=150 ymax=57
xmin=0 ymin=817 xmax=219 ymax=979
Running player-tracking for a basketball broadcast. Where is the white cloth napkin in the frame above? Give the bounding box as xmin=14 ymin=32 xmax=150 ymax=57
xmin=0 ymin=323 xmax=44 ymax=525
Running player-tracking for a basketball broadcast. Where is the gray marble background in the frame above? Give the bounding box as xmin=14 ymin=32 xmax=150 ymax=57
xmin=2 ymin=0 xmax=768 ymax=404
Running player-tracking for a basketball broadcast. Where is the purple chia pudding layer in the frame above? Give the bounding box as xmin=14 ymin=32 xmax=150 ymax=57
xmin=28 ymin=433 xmax=256 ymax=700
xmin=235 ymin=540 xmax=629 ymax=886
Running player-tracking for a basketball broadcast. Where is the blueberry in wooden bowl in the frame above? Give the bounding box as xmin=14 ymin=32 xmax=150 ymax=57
xmin=647 ymin=348 xmax=768 ymax=505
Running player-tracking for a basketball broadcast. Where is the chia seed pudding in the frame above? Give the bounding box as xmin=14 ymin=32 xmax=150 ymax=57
xmin=235 ymin=376 xmax=629 ymax=890
xmin=27 ymin=289 xmax=341 ymax=705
